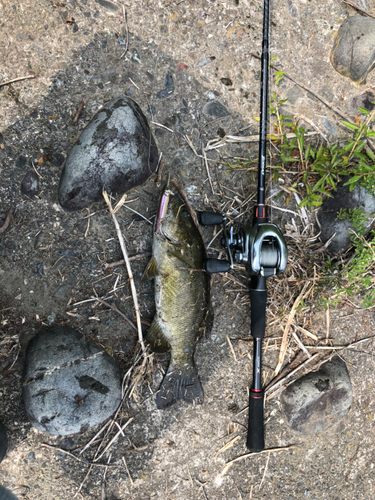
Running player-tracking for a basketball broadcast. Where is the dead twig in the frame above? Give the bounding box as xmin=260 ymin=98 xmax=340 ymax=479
xmin=226 ymin=335 xmax=237 ymax=362
xmin=205 ymin=131 xmax=318 ymax=151
xmin=343 ymin=0 xmax=375 ymax=19
xmin=122 ymin=456 xmax=134 ymax=486
xmin=72 ymin=101 xmax=84 ymax=125
xmin=202 ymin=142 xmax=215 ymax=194
xmin=93 ymin=417 xmax=133 ymax=462
xmin=274 ymin=281 xmax=313 ymax=376
xmin=155 ymin=153 xmax=164 ymax=186
xmin=120 ymin=6 xmax=130 ymax=59
xmin=103 ymin=189 xmax=146 ymax=357
xmin=259 ymin=452 xmax=270 ymax=490
xmin=103 ymin=252 xmax=152 ymax=268
xmin=0 ymin=74 xmax=35 ymax=87
xmin=215 ymin=435 xmax=241 ymax=457
xmin=40 ymin=444 xmax=115 ymax=468
xmin=221 ymin=445 xmax=298 ymax=476
xmin=73 ymin=464 xmax=93 ymax=499
xmin=94 ymin=297 xmax=137 ymax=332
xmin=0 ymin=211 xmax=12 ymax=234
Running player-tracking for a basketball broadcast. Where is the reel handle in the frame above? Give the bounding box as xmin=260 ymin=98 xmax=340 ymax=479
xmin=205 ymin=258 xmax=230 ymax=274
xmin=198 ymin=211 xmax=224 ymax=226
xmin=247 ymin=389 xmax=265 ymax=452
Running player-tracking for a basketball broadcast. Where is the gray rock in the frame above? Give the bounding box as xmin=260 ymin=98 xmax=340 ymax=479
xmin=58 ymin=97 xmax=158 ymax=211
xmin=281 ymin=357 xmax=352 ymax=435
xmin=331 ymin=16 xmax=375 ymax=83
xmin=317 ymin=180 xmax=375 ymax=254
xmin=0 ymin=485 xmax=19 ymax=500
xmin=23 ymin=326 xmax=122 ymax=436
xmin=21 ymin=170 xmax=39 ymax=197
xmin=202 ymin=101 xmax=230 ymax=119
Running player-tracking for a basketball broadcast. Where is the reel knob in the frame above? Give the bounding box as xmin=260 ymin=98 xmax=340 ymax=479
xmin=198 ymin=211 xmax=224 ymax=226
xmin=205 ymin=258 xmax=231 ymax=274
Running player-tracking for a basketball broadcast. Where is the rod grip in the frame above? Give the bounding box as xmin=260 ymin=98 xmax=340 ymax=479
xmin=250 ymin=288 xmax=267 ymax=339
xmin=246 ymin=389 xmax=265 ymax=452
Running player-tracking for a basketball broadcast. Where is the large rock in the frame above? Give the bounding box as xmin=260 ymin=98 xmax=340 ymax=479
xmin=23 ymin=326 xmax=122 ymax=436
xmin=281 ymin=357 xmax=352 ymax=435
xmin=331 ymin=16 xmax=375 ymax=83
xmin=317 ymin=180 xmax=375 ymax=254
xmin=58 ymin=97 xmax=158 ymax=211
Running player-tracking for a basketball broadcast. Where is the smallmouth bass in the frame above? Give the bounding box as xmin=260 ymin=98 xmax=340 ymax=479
xmin=143 ymin=182 xmax=211 ymax=409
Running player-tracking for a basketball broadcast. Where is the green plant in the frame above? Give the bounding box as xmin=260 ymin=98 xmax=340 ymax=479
xmin=336 ymin=207 xmax=368 ymax=239
xmin=319 ymin=208 xmax=375 ymax=308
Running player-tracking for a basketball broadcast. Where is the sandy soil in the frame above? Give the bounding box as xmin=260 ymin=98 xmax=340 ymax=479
xmin=1 ymin=0 xmax=375 ymax=499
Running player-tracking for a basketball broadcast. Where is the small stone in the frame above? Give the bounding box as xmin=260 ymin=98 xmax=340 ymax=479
xmin=156 ymin=87 xmax=174 ymax=99
xmin=156 ymin=72 xmax=174 ymax=99
xmin=195 ymin=56 xmax=215 ymax=68
xmin=131 ymin=49 xmax=141 ymax=64
xmin=21 ymin=170 xmax=39 ymax=197
xmin=176 ymin=63 xmax=189 ymax=71
xmin=22 ymin=326 xmax=122 ymax=436
xmin=58 ymin=97 xmax=158 ymax=211
xmin=95 ymin=0 xmax=118 ymax=11
xmin=220 ymin=77 xmax=233 ymax=86
xmin=51 ymin=153 xmax=65 ymax=167
xmin=203 ymin=101 xmax=230 ymax=118
xmin=331 ymin=16 xmax=375 ymax=83
xmin=15 ymin=156 xmax=27 ymax=169
xmin=322 ymin=118 xmax=337 ymax=136
xmin=47 ymin=313 xmax=56 ymax=325
xmin=28 ymin=452 xmax=35 ymax=462
xmin=281 ymin=357 xmax=352 ymax=435
xmin=317 ymin=180 xmax=375 ymax=254
xmin=287 ymin=85 xmax=303 ymax=104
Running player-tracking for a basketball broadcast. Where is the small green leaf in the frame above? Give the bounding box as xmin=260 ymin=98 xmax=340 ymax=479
xmin=341 ymin=120 xmax=360 ymax=131
xmin=344 ymin=175 xmax=362 ymax=185
xmin=365 ymin=147 xmax=375 ymax=161
xmin=358 ymin=107 xmax=370 ymax=115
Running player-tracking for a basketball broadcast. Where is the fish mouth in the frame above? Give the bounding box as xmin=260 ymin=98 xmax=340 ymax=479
xmin=159 ymin=228 xmax=180 ymax=246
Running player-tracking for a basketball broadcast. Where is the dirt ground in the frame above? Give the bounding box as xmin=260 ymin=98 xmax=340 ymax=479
xmin=1 ymin=0 xmax=375 ymax=499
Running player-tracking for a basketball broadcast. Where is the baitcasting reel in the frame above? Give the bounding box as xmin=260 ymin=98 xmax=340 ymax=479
xmin=199 ymin=208 xmax=288 ymax=278
xmin=199 ymin=205 xmax=288 ymax=452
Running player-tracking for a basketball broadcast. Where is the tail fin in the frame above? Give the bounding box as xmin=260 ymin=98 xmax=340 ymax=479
xmin=156 ymin=364 xmax=204 ymax=409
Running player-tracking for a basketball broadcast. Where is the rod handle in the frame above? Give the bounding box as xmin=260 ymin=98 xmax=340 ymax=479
xmin=246 ymin=389 xmax=265 ymax=452
xmin=250 ymin=288 xmax=267 ymax=339
xmin=205 ymin=258 xmax=230 ymax=274
xmin=198 ymin=211 xmax=224 ymax=226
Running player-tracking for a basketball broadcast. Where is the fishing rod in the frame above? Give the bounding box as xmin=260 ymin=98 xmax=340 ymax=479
xmin=199 ymin=0 xmax=287 ymax=452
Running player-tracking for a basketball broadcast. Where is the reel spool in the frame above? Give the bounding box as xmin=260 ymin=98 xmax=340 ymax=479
xmin=199 ymin=212 xmax=287 ymax=279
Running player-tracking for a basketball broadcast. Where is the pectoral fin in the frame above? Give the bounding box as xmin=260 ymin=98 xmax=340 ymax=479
xmin=147 ymin=318 xmax=171 ymax=353
xmin=141 ymin=257 xmax=159 ymax=281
